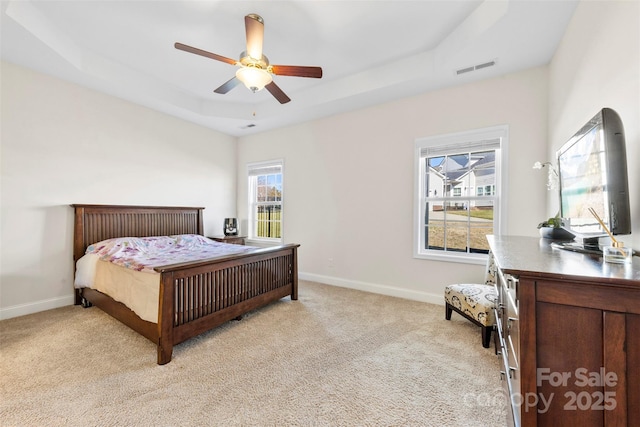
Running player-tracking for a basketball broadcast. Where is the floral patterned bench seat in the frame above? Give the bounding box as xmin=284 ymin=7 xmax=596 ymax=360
xmin=444 ymin=253 xmax=498 ymax=348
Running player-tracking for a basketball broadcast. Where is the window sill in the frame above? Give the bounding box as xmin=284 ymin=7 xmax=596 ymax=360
xmin=413 ymin=251 xmax=488 ymax=265
xmin=246 ymin=238 xmax=283 ymax=248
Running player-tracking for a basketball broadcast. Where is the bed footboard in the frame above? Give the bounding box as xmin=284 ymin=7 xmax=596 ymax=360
xmin=155 ymin=244 xmax=299 ymax=364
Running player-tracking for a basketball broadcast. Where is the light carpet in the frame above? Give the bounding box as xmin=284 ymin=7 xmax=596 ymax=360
xmin=0 ymin=281 xmax=506 ymax=426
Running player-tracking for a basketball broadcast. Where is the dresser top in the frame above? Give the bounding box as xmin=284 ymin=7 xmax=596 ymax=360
xmin=487 ymin=235 xmax=640 ymax=286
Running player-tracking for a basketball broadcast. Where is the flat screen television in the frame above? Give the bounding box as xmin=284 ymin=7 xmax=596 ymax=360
xmin=556 ymin=108 xmax=631 ymax=251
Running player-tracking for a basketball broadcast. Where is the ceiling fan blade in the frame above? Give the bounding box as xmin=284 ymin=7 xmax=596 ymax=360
xmin=174 ymin=42 xmax=237 ymax=65
xmin=245 ymin=14 xmax=264 ymax=60
xmin=265 ymin=81 xmax=291 ymax=104
xmin=214 ymin=77 xmax=241 ymax=94
xmin=271 ymin=65 xmax=323 ymax=79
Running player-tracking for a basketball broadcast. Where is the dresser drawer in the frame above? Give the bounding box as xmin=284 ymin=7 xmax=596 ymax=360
xmin=506 ymin=290 xmax=519 ymax=365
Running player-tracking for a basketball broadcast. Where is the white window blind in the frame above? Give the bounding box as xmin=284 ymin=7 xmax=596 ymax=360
xmin=420 ymin=138 xmax=501 ymax=158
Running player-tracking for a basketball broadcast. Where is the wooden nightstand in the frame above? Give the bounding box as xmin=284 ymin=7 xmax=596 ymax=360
xmin=208 ymin=235 xmax=246 ymax=245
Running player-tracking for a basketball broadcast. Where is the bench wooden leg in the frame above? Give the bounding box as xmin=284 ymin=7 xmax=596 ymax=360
xmin=445 ymin=303 xmax=453 ymax=320
xmin=482 ymin=325 xmax=492 ymax=348
xmin=445 ymin=299 xmax=495 ymax=350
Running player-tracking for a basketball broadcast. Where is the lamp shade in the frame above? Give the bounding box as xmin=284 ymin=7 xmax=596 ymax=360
xmin=236 ymin=67 xmax=272 ymax=92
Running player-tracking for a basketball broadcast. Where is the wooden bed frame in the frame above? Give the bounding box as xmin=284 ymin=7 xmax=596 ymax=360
xmin=72 ymin=204 xmax=299 ymax=365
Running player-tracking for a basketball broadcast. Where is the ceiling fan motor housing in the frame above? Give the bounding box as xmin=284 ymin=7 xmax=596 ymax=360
xmin=239 ymin=51 xmax=270 ymax=69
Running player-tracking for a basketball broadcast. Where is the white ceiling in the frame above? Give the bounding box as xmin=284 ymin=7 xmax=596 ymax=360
xmin=1 ymin=0 xmax=578 ymax=137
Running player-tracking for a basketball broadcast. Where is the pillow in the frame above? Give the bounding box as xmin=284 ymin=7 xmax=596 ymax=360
xmin=87 ymin=236 xmax=148 ymax=255
xmin=86 ymin=235 xmax=213 ymax=257
xmin=171 ymin=234 xmax=214 ymax=248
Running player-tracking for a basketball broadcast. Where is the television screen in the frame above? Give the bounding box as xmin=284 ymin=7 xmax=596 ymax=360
xmin=557 ymin=108 xmax=631 ymax=242
xmin=558 ymin=124 xmax=607 ymax=234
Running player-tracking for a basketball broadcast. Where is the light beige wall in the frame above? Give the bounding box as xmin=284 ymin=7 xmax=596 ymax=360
xmin=548 ymin=0 xmax=639 ymax=251
xmin=237 ymin=67 xmax=549 ymax=303
xmin=5 ymin=0 xmax=634 ymax=318
xmin=0 ymin=61 xmax=237 ymax=319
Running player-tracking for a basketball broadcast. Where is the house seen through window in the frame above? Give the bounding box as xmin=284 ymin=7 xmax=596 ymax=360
xmin=414 ymin=126 xmax=508 ymax=263
xmin=248 ymin=161 xmax=283 ymax=241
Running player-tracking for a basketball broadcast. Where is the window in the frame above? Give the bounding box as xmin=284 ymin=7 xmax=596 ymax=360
xmin=248 ymin=160 xmax=283 ymax=242
xmin=414 ymin=126 xmax=508 ymax=264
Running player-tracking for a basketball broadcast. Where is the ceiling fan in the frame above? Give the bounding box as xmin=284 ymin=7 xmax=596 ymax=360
xmin=175 ymin=13 xmax=323 ymax=104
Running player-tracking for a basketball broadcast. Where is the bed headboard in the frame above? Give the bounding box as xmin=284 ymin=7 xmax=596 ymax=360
xmin=72 ymin=204 xmax=204 ymax=261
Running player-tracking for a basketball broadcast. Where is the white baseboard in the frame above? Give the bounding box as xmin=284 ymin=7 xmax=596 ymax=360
xmin=299 ymin=272 xmax=445 ymax=306
xmin=0 ymin=294 xmax=75 ymax=320
xmin=1 ymin=274 xmax=444 ymax=320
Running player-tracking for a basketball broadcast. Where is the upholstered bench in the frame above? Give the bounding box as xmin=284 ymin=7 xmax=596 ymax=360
xmin=444 ymin=253 xmax=498 ymax=348
xmin=445 ymin=283 xmax=497 ymax=348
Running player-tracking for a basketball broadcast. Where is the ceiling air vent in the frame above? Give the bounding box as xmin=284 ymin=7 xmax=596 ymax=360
xmin=456 ymin=66 xmax=475 ymax=75
xmin=241 ymin=123 xmax=257 ymax=129
xmin=456 ymin=59 xmax=497 ymax=76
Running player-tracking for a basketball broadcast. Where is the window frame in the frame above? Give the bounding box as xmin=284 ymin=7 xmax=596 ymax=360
xmin=247 ymin=159 xmax=284 ymax=243
xmin=413 ymin=125 xmax=509 ymax=264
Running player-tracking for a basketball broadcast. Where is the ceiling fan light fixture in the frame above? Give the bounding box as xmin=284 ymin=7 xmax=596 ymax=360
xmin=175 ymin=13 xmax=321 ymax=103
xmin=236 ymin=66 xmax=272 ymax=93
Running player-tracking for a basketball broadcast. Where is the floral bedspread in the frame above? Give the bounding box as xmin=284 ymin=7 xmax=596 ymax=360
xmin=86 ymin=234 xmax=255 ymax=273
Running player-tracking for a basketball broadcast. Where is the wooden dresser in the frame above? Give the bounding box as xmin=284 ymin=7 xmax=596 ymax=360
xmin=488 ymin=235 xmax=640 ymax=427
